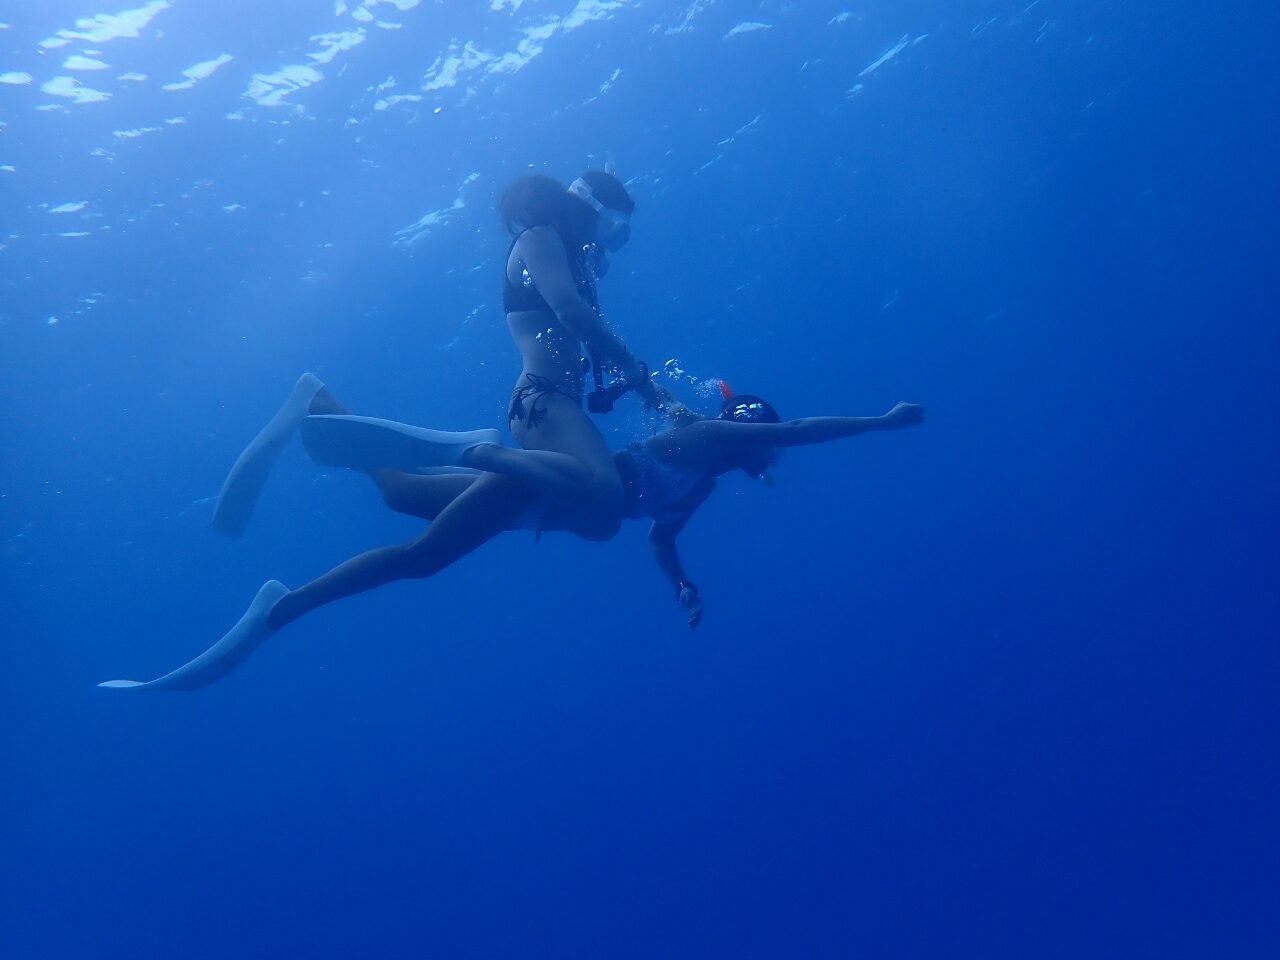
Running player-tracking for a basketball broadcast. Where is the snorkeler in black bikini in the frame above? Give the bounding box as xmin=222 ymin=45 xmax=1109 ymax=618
xmin=497 ymin=172 xmax=668 ymax=541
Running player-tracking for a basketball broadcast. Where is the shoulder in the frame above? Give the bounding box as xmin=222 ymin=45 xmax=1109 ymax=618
xmin=514 ymin=224 xmax=563 ymax=253
xmin=513 ymin=225 xmax=579 ymax=296
xmin=647 ymin=420 xmax=726 ymax=461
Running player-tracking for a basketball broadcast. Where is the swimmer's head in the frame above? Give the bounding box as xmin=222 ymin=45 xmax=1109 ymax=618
xmin=718 ymin=392 xmax=780 ymax=426
xmin=500 ymin=171 xmax=633 ymax=252
xmin=717 ymin=385 xmax=782 ymax=480
xmin=569 ymin=171 xmax=634 ymax=251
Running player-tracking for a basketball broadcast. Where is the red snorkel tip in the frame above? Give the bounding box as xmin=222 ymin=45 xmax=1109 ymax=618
xmin=718 ymin=379 xmax=734 ymax=401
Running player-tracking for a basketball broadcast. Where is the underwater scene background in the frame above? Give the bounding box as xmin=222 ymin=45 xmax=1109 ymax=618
xmin=2 ymin=1 xmax=1277 ymax=956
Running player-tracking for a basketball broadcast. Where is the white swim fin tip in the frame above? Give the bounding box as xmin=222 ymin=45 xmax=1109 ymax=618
xmin=213 ymin=373 xmax=325 ymax=537
xmin=98 ymin=580 xmax=290 ymax=692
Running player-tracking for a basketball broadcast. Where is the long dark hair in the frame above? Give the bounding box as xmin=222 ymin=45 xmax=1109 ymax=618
xmin=498 ymin=171 xmax=634 ymax=245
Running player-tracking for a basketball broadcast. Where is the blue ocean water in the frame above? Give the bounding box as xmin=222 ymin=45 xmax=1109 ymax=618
xmin=2 ymin=0 xmax=1278 ymax=956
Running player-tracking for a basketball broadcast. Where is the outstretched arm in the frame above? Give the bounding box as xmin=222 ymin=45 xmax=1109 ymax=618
xmin=648 ymin=520 xmax=704 ymax=630
xmin=653 ymin=402 xmax=925 ymax=469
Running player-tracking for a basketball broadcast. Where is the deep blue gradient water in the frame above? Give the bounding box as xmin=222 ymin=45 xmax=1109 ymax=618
xmin=3 ymin=2 xmax=1278 ymax=956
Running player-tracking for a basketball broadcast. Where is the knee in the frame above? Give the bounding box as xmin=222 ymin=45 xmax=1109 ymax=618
xmin=394 ymin=542 xmax=441 ymax=580
xmin=592 ymin=471 xmax=625 ymax=509
xmin=378 ymin=475 xmax=418 ymax=517
xmin=573 ymin=490 xmax=622 ymax=541
xmin=579 ymin=515 xmax=621 ymax=542
xmin=580 ymin=476 xmax=623 ymax=541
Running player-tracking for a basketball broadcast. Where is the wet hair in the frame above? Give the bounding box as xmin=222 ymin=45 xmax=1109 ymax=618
xmin=499 ymin=174 xmax=593 ymax=244
xmin=498 ymin=171 xmax=634 ymax=244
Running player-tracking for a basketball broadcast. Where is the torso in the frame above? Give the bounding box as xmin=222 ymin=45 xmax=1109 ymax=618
xmin=503 ymin=231 xmax=599 ymax=398
xmin=618 ymin=442 xmax=717 ymax=525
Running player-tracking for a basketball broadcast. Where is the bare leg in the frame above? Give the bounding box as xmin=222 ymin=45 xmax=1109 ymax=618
xmin=306 ymin=385 xmax=623 ymax=540
xmin=508 ymin=391 xmax=623 ymax=541
xmin=308 ymin=396 xmax=606 ymax=511
xmin=100 ymin=472 xmax=534 ymax=690
xmin=375 ymin=472 xmax=476 ymax=521
xmin=267 ymin=472 xmax=530 ymax=631
xmin=461 ymin=443 xmax=596 ymax=495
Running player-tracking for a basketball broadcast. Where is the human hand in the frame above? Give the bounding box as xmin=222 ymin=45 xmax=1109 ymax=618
xmin=679 ymin=585 xmax=703 ymax=630
xmin=634 ymin=376 xmax=664 ymax=408
xmin=647 ymin=379 xmax=675 ymax=406
xmin=665 ymin=400 xmax=704 ymax=428
xmin=883 ymin=402 xmax=925 ymax=428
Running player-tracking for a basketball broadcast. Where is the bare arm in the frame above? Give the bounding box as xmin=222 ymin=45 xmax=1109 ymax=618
xmin=517 ymin=227 xmax=657 ymax=401
xmin=648 ymin=519 xmax=704 ymax=630
xmin=652 ymin=402 xmax=925 ymax=469
xmin=764 ymin=404 xmax=924 ymax=446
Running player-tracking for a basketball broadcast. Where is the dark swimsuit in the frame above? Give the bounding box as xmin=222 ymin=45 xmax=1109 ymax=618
xmin=503 ymin=232 xmax=602 ymax=428
xmin=617 ymin=443 xmax=716 ymax=525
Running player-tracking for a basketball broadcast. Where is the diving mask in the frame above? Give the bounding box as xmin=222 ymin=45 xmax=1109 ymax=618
xmin=569 ymin=177 xmax=631 ymax=251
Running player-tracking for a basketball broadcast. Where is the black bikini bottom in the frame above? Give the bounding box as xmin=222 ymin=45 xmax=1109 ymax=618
xmin=508 ymin=373 xmax=582 ymax=429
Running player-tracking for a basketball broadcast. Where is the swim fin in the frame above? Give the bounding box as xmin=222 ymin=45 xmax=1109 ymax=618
xmin=212 ymin=373 xmax=325 ymax=537
xmin=301 ymin=414 xmax=500 ymax=473
xmin=98 ymin=580 xmax=289 ymax=691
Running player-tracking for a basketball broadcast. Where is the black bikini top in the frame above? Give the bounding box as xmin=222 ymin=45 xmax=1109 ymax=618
xmin=502 ymin=230 xmax=600 ymax=314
